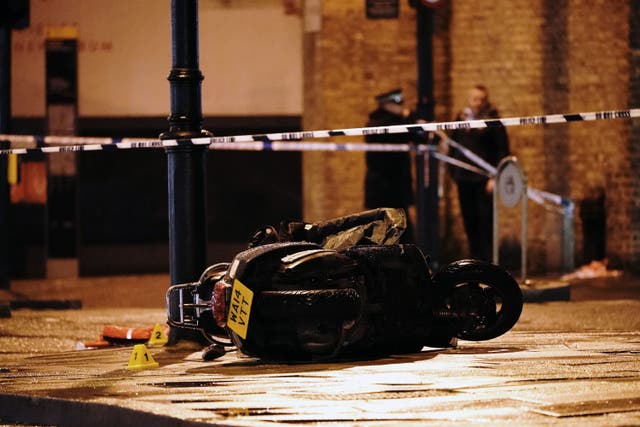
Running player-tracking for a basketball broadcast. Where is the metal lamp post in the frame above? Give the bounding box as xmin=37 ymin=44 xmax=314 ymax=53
xmin=161 ymin=0 xmax=210 ymax=340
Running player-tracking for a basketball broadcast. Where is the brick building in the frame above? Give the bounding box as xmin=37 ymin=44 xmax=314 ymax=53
xmin=6 ymin=1 xmax=639 ymax=277
xmin=302 ymin=0 xmax=639 ymax=273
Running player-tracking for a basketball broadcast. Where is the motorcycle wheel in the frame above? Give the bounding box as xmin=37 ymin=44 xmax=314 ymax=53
xmin=432 ymin=259 xmax=523 ymax=341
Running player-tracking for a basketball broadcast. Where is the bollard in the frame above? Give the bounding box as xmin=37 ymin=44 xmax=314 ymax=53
xmin=493 ymin=156 xmax=528 ymax=281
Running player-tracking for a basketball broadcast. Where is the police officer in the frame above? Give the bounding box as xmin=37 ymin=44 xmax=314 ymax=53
xmin=364 ymin=89 xmax=414 ymax=242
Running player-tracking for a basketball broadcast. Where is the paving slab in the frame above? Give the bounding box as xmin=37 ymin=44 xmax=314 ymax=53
xmin=0 ymin=275 xmax=639 ymax=426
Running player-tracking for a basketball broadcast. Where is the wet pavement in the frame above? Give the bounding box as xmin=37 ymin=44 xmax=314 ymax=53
xmin=1 ymin=274 xmax=640 ymax=426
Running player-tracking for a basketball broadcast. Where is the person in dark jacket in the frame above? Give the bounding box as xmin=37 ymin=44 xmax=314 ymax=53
xmin=449 ymin=85 xmax=510 ymax=261
xmin=364 ymin=89 xmax=414 ymax=242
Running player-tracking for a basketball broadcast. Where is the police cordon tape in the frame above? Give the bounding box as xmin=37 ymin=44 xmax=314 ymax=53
xmin=0 ymin=107 xmax=638 ymax=156
xmin=0 ymin=139 xmax=420 ymax=156
xmin=0 ymin=136 xmax=571 ymax=212
xmin=1 ymin=107 xmax=633 ymax=209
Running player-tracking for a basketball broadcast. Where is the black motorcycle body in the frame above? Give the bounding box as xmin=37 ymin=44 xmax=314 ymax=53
xmin=167 ymin=241 xmax=523 ymax=361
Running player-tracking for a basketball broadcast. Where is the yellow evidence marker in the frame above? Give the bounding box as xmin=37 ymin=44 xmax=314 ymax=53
xmin=147 ymin=323 xmax=169 ymax=346
xmin=127 ymin=344 xmax=159 ymax=370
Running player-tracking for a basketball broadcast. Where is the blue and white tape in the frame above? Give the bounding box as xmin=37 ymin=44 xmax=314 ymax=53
xmin=440 ymin=132 xmax=574 ymax=210
xmin=207 ymin=108 xmax=639 ymax=143
xmin=0 ymin=107 xmax=637 ymax=156
xmin=0 ymin=140 xmax=420 ymax=156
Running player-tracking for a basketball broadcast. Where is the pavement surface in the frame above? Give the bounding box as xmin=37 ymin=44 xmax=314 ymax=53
xmin=0 ymin=272 xmax=639 ymax=426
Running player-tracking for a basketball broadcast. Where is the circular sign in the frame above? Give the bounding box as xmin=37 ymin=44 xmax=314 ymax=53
xmin=497 ymin=162 xmax=524 ymax=208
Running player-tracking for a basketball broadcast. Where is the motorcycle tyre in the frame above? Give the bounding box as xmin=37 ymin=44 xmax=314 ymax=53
xmin=432 ymin=259 xmax=523 ymax=341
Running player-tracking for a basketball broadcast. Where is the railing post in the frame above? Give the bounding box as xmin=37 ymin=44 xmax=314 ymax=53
xmin=562 ymin=200 xmax=575 ymax=273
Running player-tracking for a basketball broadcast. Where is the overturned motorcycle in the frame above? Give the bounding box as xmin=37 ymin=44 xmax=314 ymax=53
xmin=166 ymin=208 xmax=523 ymax=361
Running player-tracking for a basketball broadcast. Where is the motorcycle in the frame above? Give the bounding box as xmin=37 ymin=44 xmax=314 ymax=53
xmin=166 ymin=208 xmax=523 ymax=361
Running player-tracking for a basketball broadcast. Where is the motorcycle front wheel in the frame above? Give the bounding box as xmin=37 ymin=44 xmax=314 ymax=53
xmin=432 ymin=259 xmax=523 ymax=341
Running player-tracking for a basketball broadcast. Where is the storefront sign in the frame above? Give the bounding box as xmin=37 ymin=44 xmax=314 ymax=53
xmin=366 ymin=0 xmax=399 ymax=19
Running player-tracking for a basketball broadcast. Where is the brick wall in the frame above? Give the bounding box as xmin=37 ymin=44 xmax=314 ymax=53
xmin=541 ymin=0 xmax=571 ymax=271
xmin=302 ymin=0 xmax=417 ymax=222
xmin=302 ymin=0 xmax=637 ymax=273
xmin=629 ymin=1 xmax=640 ymax=270
xmin=446 ymin=1 xmax=548 ymax=270
xmin=566 ymin=1 xmax=630 ymax=269
xmin=448 ymin=0 xmax=633 ymax=272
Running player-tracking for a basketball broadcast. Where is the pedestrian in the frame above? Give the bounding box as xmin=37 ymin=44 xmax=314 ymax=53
xmin=449 ymin=85 xmax=510 ymax=261
xmin=364 ymin=89 xmax=414 ymax=242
